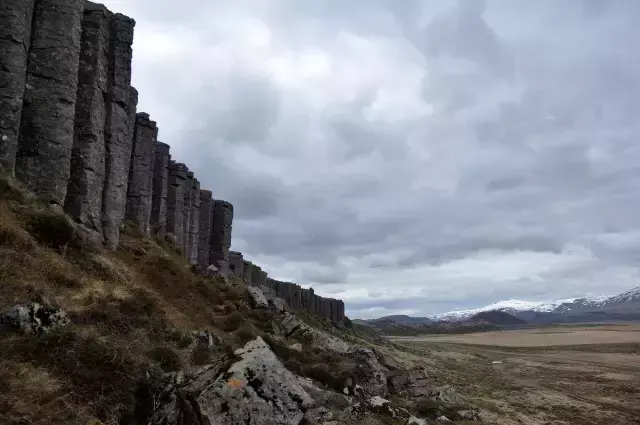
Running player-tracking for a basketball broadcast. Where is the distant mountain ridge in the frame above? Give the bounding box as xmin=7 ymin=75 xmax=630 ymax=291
xmin=366 ymin=286 xmax=640 ymax=325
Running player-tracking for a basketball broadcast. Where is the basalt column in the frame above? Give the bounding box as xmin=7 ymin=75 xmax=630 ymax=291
xmin=64 ymin=3 xmax=110 ymax=245
xmin=125 ymin=113 xmax=156 ymax=235
xmin=197 ymin=190 xmax=213 ymax=266
xmin=251 ymin=265 xmax=262 ymax=287
xmin=330 ymin=299 xmax=338 ymax=322
xmin=243 ymin=260 xmax=253 ymax=286
xmin=337 ymin=300 xmax=345 ymax=322
xmin=181 ymin=171 xmax=193 ymax=259
xmin=229 ymin=252 xmax=244 ymax=279
xmin=150 ymin=142 xmax=170 ymax=236
xmin=188 ymin=177 xmax=200 ymax=264
xmin=166 ymin=162 xmax=187 ymax=252
xmin=0 ymin=0 xmax=36 ymax=175
xmin=102 ymin=12 xmax=135 ymax=249
xmin=16 ymin=0 xmax=85 ymax=204
xmin=209 ymin=200 xmax=234 ymax=273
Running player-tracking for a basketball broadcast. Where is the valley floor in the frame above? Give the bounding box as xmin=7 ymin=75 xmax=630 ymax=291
xmin=392 ymin=324 xmax=640 ymax=425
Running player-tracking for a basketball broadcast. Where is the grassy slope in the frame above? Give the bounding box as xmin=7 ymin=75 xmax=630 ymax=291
xmin=0 ymin=178 xmax=269 ymax=425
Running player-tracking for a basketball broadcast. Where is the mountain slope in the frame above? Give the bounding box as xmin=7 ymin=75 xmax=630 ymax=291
xmin=469 ymin=310 xmax=527 ymax=325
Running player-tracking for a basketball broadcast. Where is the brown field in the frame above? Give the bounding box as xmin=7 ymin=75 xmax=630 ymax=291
xmin=392 ymin=324 xmax=640 ymax=425
xmin=392 ymin=323 xmax=640 ymax=347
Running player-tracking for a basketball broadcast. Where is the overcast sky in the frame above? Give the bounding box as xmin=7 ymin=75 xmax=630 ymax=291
xmin=101 ymin=0 xmax=640 ymax=319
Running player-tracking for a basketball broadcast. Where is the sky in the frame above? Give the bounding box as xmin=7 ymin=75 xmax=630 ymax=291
xmin=100 ymin=0 xmax=640 ymax=319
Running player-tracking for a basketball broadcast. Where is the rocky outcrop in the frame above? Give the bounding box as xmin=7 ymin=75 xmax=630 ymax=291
xmin=125 ymin=112 xmax=156 ymax=235
xmin=1 ymin=303 xmax=70 ymax=335
xmin=181 ymin=170 xmax=193 ymax=257
xmin=102 ymin=11 xmax=135 ymax=249
xmin=15 ymin=0 xmax=85 ymax=205
xmin=243 ymin=260 xmax=254 ymax=286
xmin=197 ymin=189 xmax=213 ymax=265
xmin=229 ymin=251 xmax=244 ymax=279
xmin=209 ymin=199 xmax=233 ymax=272
xmin=247 ymin=286 xmax=269 ymax=309
xmin=0 ymin=0 xmax=37 ymax=175
xmin=151 ymin=337 xmax=313 ymax=425
xmin=165 ymin=161 xmax=187 ymax=252
xmin=187 ymin=175 xmax=200 ymax=264
xmin=150 ymin=142 xmax=170 ymax=236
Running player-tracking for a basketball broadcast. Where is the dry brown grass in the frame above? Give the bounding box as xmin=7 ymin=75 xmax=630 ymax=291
xmin=0 ymin=177 xmax=252 ymax=425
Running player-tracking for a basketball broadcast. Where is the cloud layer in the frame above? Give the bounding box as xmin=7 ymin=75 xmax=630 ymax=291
xmin=102 ymin=0 xmax=640 ymax=319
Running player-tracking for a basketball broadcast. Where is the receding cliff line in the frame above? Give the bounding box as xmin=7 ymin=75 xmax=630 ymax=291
xmin=0 ymin=0 xmax=347 ymax=322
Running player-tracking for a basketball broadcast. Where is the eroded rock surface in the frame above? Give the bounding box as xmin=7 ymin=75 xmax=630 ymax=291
xmin=247 ymin=286 xmax=269 ymax=309
xmin=151 ymin=337 xmax=314 ymax=425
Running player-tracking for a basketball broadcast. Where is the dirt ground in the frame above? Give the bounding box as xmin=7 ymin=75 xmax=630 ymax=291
xmin=392 ymin=324 xmax=640 ymax=425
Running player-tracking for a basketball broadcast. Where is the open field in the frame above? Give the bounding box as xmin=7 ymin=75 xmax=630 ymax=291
xmin=391 ymin=323 xmax=640 ymax=347
xmin=392 ymin=324 xmax=640 ymax=425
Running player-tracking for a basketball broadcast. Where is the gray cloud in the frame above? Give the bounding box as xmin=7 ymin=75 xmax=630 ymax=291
xmin=102 ymin=0 xmax=640 ymax=318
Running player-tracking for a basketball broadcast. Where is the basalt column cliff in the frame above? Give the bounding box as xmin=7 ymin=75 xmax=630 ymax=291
xmin=0 ymin=0 xmax=345 ymax=323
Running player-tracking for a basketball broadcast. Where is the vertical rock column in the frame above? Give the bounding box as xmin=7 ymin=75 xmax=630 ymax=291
xmin=165 ymin=162 xmax=187 ymax=252
xmin=102 ymin=11 xmax=135 ymax=249
xmin=150 ymin=142 xmax=170 ymax=236
xmin=16 ymin=0 xmax=85 ymax=205
xmin=181 ymin=170 xmax=193 ymax=258
xmin=188 ymin=176 xmax=200 ymax=264
xmin=125 ymin=112 xmax=156 ymax=235
xmin=229 ymin=252 xmax=245 ymax=279
xmin=197 ymin=190 xmax=213 ymax=266
xmin=0 ymin=0 xmax=36 ymax=175
xmin=209 ymin=200 xmax=234 ymax=273
xmin=243 ymin=260 xmax=253 ymax=286
xmin=251 ymin=265 xmax=262 ymax=287
xmin=337 ymin=300 xmax=345 ymax=322
xmin=64 ymin=3 xmax=110 ymax=246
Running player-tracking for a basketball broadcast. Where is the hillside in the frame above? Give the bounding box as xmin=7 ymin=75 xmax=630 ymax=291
xmin=0 ymin=179 xmax=480 ymax=424
xmin=469 ymin=310 xmax=527 ymax=325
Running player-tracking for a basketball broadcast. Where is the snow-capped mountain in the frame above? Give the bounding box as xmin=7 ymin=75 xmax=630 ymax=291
xmin=427 ymin=292 xmax=626 ymax=322
xmin=599 ymin=286 xmax=640 ymax=307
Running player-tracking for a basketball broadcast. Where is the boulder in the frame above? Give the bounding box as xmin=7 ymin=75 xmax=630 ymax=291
xmin=151 ymin=337 xmax=314 ymax=425
xmin=0 ymin=303 xmax=70 ymax=335
xmin=280 ymin=312 xmax=350 ymax=354
xmin=351 ymin=348 xmax=389 ymax=397
xmin=389 ymin=369 xmax=433 ymax=398
xmin=247 ymin=286 xmax=268 ymax=309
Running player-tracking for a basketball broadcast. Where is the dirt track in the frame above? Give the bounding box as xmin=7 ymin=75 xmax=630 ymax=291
xmin=394 ymin=324 xmax=640 ymax=425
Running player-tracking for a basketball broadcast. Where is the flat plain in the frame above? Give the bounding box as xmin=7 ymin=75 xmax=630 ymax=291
xmin=392 ymin=323 xmax=640 ymax=425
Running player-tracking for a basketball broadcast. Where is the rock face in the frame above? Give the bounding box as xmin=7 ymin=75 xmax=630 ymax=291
xmin=125 ymin=112 xmax=157 ymax=235
xmin=102 ymin=11 xmax=135 ymax=249
xmin=209 ymin=200 xmax=233 ymax=272
xmin=64 ymin=3 xmax=110 ymax=245
xmin=182 ymin=170 xmax=193 ymax=258
xmin=187 ymin=176 xmax=200 ymax=264
xmin=166 ymin=161 xmax=187 ymax=252
xmin=1 ymin=303 xmax=70 ymax=335
xmin=229 ymin=251 xmax=244 ymax=278
xmin=243 ymin=260 xmax=253 ymax=286
xmin=0 ymin=0 xmax=37 ymax=175
xmin=151 ymin=337 xmax=313 ymax=425
xmin=197 ymin=189 xmax=213 ymax=265
xmin=15 ymin=0 xmax=85 ymax=205
xmin=150 ymin=142 xmax=170 ymax=236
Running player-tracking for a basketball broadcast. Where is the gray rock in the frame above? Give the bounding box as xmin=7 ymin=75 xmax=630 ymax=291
xmin=247 ymin=286 xmax=268 ymax=309
xmin=102 ymin=11 xmax=135 ymax=249
xmin=125 ymin=112 xmax=157 ymax=235
xmin=229 ymin=251 xmax=244 ymax=279
xmin=437 ymin=416 xmax=452 ymax=423
xmin=65 ymin=3 xmax=111 ymax=246
xmin=197 ymin=189 xmax=213 ymax=266
xmin=187 ymin=176 xmax=200 ymax=264
xmin=243 ymin=260 xmax=253 ymax=286
xmin=16 ymin=0 xmax=85 ymax=205
xmin=181 ymin=171 xmax=193 ymax=259
xmin=209 ymin=199 xmax=233 ymax=272
xmin=430 ymin=386 xmax=461 ymax=405
xmin=270 ymin=297 xmax=287 ymax=313
xmin=352 ymin=348 xmax=389 ymax=397
xmin=289 ymin=343 xmax=303 ymax=352
xmin=407 ymin=416 xmax=428 ymax=425
xmin=280 ymin=313 xmax=350 ymax=354
xmin=150 ymin=142 xmax=170 ymax=236
xmin=1 ymin=303 xmax=70 ymax=335
xmin=165 ymin=162 xmax=187 ymax=252
xmin=389 ymin=370 xmax=433 ymax=398
xmin=0 ymin=0 xmax=37 ymax=175
xmin=151 ymin=337 xmax=314 ymax=425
